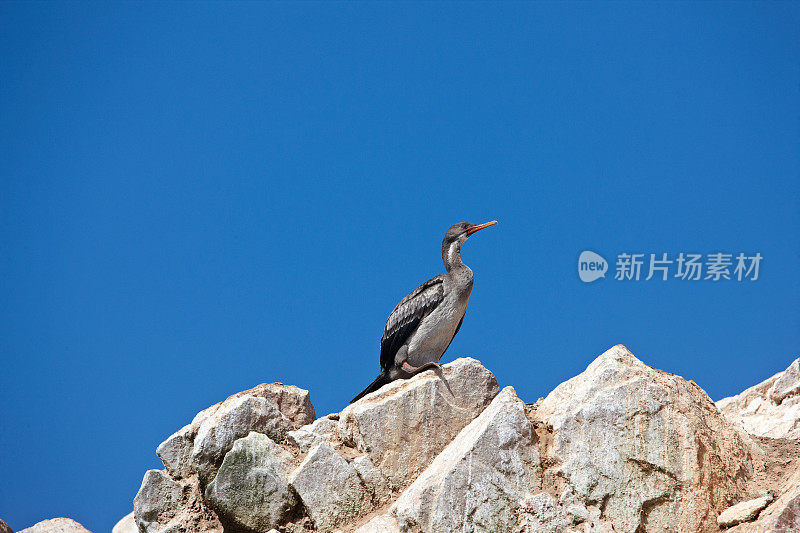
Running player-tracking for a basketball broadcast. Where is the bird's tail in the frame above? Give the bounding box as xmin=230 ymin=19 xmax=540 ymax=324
xmin=350 ymin=372 xmax=392 ymax=403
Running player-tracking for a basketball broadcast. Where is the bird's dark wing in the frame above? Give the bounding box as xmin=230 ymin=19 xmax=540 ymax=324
xmin=440 ymin=312 xmax=464 ymax=356
xmin=380 ymin=276 xmax=445 ymax=371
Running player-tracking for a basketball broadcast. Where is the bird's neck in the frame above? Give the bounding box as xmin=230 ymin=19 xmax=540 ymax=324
xmin=443 ymin=240 xmax=466 ymax=272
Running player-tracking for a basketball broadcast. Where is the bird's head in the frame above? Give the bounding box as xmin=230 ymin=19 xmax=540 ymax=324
xmin=444 ymin=220 xmax=498 ymax=245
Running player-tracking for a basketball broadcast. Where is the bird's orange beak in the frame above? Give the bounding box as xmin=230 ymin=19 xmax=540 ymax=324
xmin=466 ymin=220 xmax=498 ymax=236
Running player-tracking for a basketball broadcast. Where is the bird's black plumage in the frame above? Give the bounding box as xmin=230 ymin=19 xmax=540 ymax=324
xmin=379 ymin=276 xmax=444 ymax=371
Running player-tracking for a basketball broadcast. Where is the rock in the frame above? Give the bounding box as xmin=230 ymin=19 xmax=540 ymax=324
xmin=205 ymin=432 xmax=297 ymax=532
xmin=354 ymin=515 xmax=401 ymax=533
xmin=111 ymin=512 xmax=137 ymax=533
xmin=393 ymin=386 xmax=538 ymax=531
xmin=0 ymin=518 xmax=12 ymax=533
xmin=156 ymin=424 xmax=195 ymax=479
xmin=17 ymin=518 xmax=91 ymax=533
xmin=194 ymin=383 xmax=315 ymax=430
xmin=727 ymin=469 xmax=800 ymax=532
xmin=338 ymin=357 xmax=499 ymax=489
xmin=288 ymin=441 xmax=372 ymax=531
xmin=353 ymin=455 xmax=392 ymax=505
xmin=517 ymin=493 xmax=601 ymax=533
xmin=133 ymin=469 xmax=222 ymax=533
xmin=287 ymin=416 xmax=338 ymax=452
xmin=717 ymin=358 xmax=800 ymax=439
xmin=717 ymin=493 xmax=774 ymax=527
xmin=191 ymin=395 xmax=294 ymax=485
xmin=536 ymin=344 xmax=755 ymax=533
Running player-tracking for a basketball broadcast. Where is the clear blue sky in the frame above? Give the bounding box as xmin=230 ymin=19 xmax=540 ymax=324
xmin=1 ymin=3 xmax=798 ymax=531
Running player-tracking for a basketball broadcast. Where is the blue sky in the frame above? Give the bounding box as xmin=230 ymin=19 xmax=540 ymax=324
xmin=1 ymin=3 xmax=798 ymax=531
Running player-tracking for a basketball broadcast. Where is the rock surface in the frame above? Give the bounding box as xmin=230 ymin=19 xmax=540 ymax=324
xmin=111 ymin=512 xmax=136 ymax=533
xmin=18 ymin=518 xmax=91 ymax=533
xmin=205 ymin=432 xmax=297 ymax=532
xmin=289 ymin=441 xmax=372 ymax=530
xmin=717 ymin=358 xmax=800 ymax=440
xmin=717 ymin=493 xmax=773 ymax=527
xmin=125 ymin=348 xmax=800 ymax=533
xmin=535 ymin=345 xmax=754 ymax=532
xmin=338 ymin=357 xmax=499 ymax=490
xmin=393 ymin=386 xmax=538 ymax=531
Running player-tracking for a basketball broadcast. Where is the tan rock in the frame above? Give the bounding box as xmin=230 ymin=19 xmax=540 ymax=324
xmin=133 ymin=469 xmax=222 ymax=533
xmin=193 ymin=382 xmax=315 ymax=430
xmin=393 ymin=386 xmax=538 ymax=532
xmin=18 ymin=518 xmax=91 ymax=533
xmin=338 ymin=357 xmax=499 ymax=489
xmin=717 ymin=493 xmax=774 ymax=527
xmin=727 ymin=469 xmax=800 ymax=532
xmin=536 ymin=344 xmax=755 ymax=533
xmin=717 ymin=358 xmax=800 ymax=439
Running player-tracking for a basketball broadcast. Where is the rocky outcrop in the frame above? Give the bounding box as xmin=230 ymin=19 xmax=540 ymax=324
xmin=124 ymin=346 xmax=800 ymax=533
xmin=717 ymin=358 xmax=800 ymax=440
xmin=17 ymin=518 xmax=91 ymax=533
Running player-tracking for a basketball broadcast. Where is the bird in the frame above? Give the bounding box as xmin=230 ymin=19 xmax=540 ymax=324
xmin=350 ymin=220 xmax=498 ymax=403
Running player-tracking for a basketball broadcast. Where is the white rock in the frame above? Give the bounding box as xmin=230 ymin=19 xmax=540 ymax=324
xmin=353 ymin=455 xmax=392 ymax=505
xmin=339 ymin=357 xmax=499 ymax=489
xmin=537 ymin=344 xmax=755 ymax=533
xmin=717 ymin=493 xmax=774 ymax=527
xmin=517 ymin=492 xmax=586 ymax=533
xmin=205 ymin=432 xmax=297 ymax=532
xmin=393 ymin=386 xmax=538 ymax=532
xmin=354 ymin=515 xmax=401 ymax=533
xmin=191 ymin=395 xmax=294 ymax=485
xmin=717 ymin=358 xmax=800 ymax=439
xmin=111 ymin=512 xmax=137 ymax=533
xmin=18 ymin=518 xmax=91 ymax=533
xmin=287 ymin=416 xmax=338 ymax=452
xmin=289 ymin=441 xmax=372 ymax=531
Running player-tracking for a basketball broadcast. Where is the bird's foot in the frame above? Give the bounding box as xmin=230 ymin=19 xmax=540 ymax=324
xmin=401 ymin=360 xmax=444 ymax=374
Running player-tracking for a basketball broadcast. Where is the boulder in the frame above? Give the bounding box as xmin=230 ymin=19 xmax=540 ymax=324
xmin=338 ymin=357 xmax=499 ymax=489
xmin=205 ymin=432 xmax=298 ymax=532
xmin=191 ymin=395 xmax=294 ymax=485
xmin=535 ymin=344 xmax=755 ymax=533
xmin=393 ymin=386 xmax=538 ymax=531
xmin=111 ymin=512 xmax=137 ymax=533
xmin=717 ymin=358 xmax=800 ymax=439
xmin=17 ymin=518 xmax=91 ymax=533
xmin=288 ymin=441 xmax=372 ymax=531
xmin=133 ymin=469 xmax=222 ymax=533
